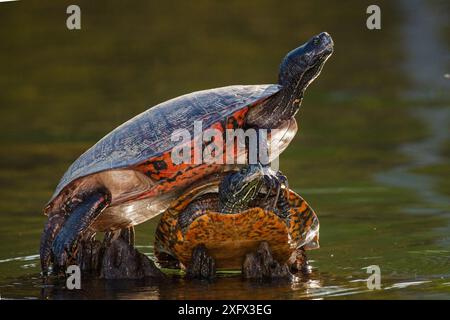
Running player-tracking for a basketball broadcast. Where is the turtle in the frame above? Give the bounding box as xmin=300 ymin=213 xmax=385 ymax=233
xmin=154 ymin=164 xmax=320 ymax=278
xmin=40 ymin=32 xmax=333 ymax=274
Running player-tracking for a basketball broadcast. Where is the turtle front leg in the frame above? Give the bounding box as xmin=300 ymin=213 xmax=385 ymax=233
xmin=261 ymin=169 xmax=290 ymax=217
xmin=186 ymin=244 xmax=216 ymax=280
xmin=44 ymin=188 xmax=111 ymax=272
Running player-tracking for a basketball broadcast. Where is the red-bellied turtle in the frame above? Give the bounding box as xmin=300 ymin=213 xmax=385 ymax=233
xmin=154 ymin=164 xmax=319 ymax=279
xmin=40 ymin=32 xmax=333 ymax=274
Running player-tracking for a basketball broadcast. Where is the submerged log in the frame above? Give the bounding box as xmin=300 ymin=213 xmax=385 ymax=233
xmin=76 ymin=237 xmax=164 ymax=279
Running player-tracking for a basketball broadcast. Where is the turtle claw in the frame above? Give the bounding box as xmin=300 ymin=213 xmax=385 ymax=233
xmin=186 ymin=244 xmax=216 ymax=280
xmin=262 ymin=168 xmax=289 ymax=210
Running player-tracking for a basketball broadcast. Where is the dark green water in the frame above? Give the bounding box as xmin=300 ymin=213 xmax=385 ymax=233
xmin=0 ymin=0 xmax=449 ymax=299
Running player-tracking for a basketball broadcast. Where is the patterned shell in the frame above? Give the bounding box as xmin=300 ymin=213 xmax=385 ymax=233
xmin=154 ymin=183 xmax=320 ymax=269
xmin=49 ymin=84 xmax=281 ymax=203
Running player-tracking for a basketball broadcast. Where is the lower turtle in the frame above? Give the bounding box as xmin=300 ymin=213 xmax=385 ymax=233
xmin=154 ymin=164 xmax=319 ymax=279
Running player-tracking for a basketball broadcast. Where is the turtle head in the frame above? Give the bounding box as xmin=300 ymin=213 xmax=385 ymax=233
xmin=219 ymin=164 xmax=265 ymax=213
xmin=245 ymin=32 xmax=333 ymax=130
xmin=279 ymin=32 xmax=334 ymax=89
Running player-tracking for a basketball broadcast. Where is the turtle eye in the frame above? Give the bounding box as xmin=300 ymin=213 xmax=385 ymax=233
xmin=240 ymin=167 xmax=248 ymax=175
xmin=313 ymin=37 xmax=320 ymax=46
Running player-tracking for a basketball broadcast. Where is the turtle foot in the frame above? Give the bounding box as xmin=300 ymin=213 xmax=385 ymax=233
xmin=186 ymin=244 xmax=216 ymax=280
xmin=260 ymin=169 xmax=291 ymax=219
xmin=242 ymin=242 xmax=292 ymax=280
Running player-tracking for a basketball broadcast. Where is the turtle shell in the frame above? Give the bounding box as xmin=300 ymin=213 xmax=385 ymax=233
xmin=154 ymin=182 xmax=319 ymax=270
xmin=45 ymin=84 xmax=296 ymax=231
xmin=49 ymin=85 xmax=281 ymax=205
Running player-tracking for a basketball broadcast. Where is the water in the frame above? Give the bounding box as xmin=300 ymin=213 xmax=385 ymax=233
xmin=0 ymin=0 xmax=450 ymax=299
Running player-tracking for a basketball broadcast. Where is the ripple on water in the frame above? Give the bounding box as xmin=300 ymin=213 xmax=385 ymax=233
xmin=0 ymin=254 xmax=40 ymax=264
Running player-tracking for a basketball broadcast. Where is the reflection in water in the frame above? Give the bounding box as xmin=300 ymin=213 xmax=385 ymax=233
xmin=0 ymin=254 xmax=40 ymax=264
xmin=0 ymin=253 xmax=374 ymax=300
xmin=372 ymin=0 xmax=450 ymax=297
xmin=376 ymin=108 xmax=450 ymax=211
xmin=36 ymin=272 xmax=365 ymax=300
xmin=376 ymin=0 xmax=450 ymax=207
xmin=376 ymin=0 xmax=450 ymax=229
xmin=1 ymin=250 xmax=447 ymax=299
xmin=384 ymin=280 xmax=431 ymax=290
xmin=398 ymin=0 xmax=450 ymax=98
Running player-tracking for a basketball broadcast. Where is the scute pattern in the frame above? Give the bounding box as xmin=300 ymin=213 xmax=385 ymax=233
xmin=154 ymin=189 xmax=319 ymax=269
xmin=49 ymin=84 xmax=280 ymax=203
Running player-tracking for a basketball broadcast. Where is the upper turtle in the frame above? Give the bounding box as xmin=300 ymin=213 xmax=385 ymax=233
xmin=49 ymin=85 xmax=280 ymax=204
xmin=45 ymin=33 xmax=333 ymax=229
